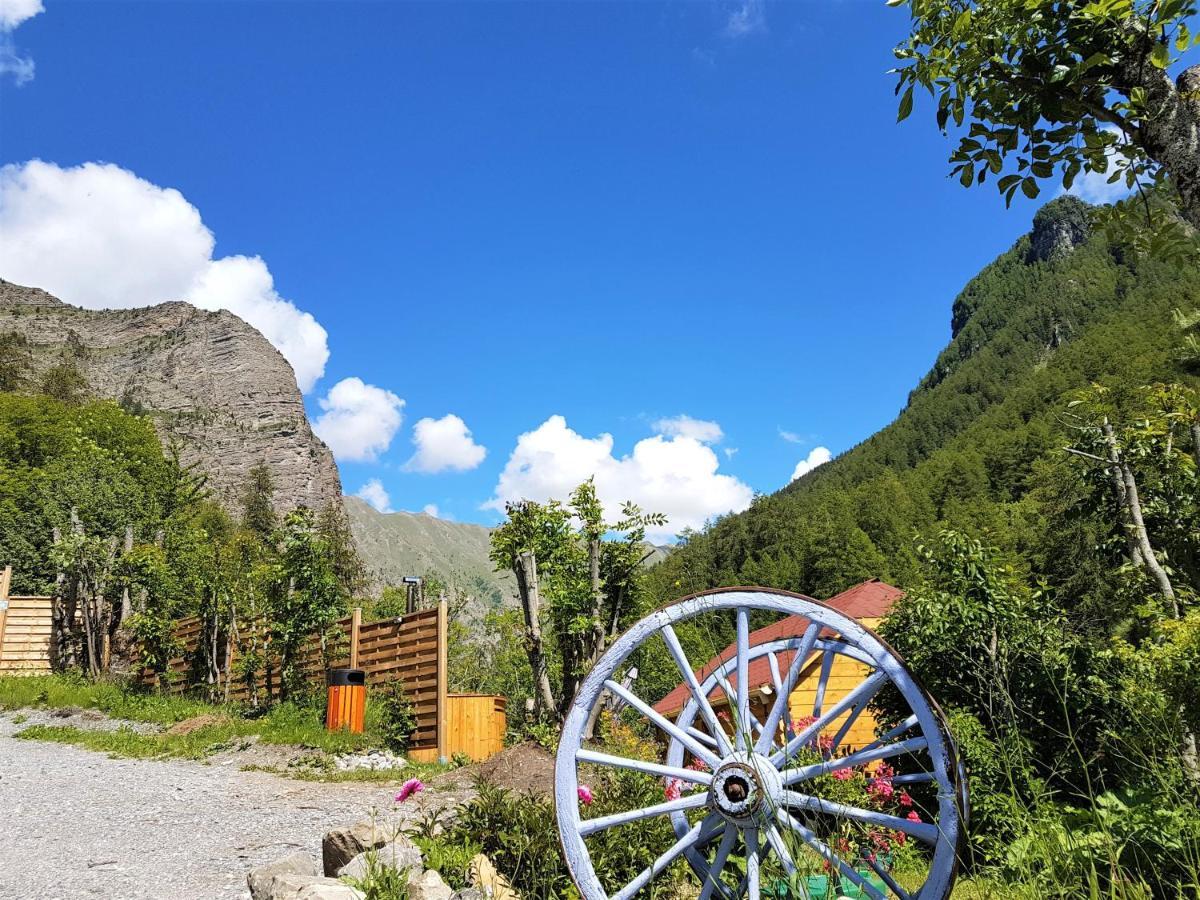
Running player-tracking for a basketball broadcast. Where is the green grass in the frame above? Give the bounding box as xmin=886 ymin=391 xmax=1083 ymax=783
xmin=0 ymin=673 xmax=385 ymax=758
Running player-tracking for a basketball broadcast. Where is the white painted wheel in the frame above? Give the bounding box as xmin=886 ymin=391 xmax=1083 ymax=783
xmin=555 ymin=588 xmax=965 ymax=900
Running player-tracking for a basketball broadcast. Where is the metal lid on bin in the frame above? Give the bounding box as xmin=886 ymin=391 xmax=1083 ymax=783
xmin=327 ymin=668 xmax=366 ymax=686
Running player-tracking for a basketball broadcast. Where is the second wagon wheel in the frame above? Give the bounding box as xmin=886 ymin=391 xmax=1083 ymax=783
xmin=555 ymin=587 xmax=967 ymax=900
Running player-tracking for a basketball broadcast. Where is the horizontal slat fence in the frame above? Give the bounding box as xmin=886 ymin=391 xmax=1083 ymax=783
xmin=0 ymin=593 xmax=54 ymax=675
xmin=137 ymin=604 xmax=445 ymax=753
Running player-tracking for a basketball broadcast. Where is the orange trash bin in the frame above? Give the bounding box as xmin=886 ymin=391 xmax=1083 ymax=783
xmin=326 ymin=668 xmax=366 ymax=734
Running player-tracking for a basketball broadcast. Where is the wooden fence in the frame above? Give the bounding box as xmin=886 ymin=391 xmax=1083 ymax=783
xmin=0 ymin=567 xmax=53 ymax=676
xmin=138 ymin=602 xmax=450 ymax=755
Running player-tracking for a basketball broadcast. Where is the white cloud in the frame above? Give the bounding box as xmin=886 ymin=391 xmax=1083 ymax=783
xmin=724 ymin=0 xmax=765 ymax=37
xmin=486 ymin=415 xmax=754 ymax=540
xmin=778 ymin=429 xmax=804 ymax=444
xmin=404 ymin=414 xmax=487 ymax=474
xmin=723 ymin=447 xmax=739 ymax=459
xmin=355 ymin=478 xmax=394 ymax=514
xmin=0 ymin=0 xmax=40 ymax=85
xmin=422 ymin=504 xmax=439 ymax=517
xmin=0 ymin=0 xmax=42 ymax=30
xmin=791 ymin=446 xmax=832 ymax=481
xmin=313 ymin=377 xmax=405 ymax=462
xmin=1064 ymin=126 xmax=1134 ymax=206
xmin=652 ymin=415 xmax=724 ymax=444
xmin=0 ymin=160 xmax=330 ymax=390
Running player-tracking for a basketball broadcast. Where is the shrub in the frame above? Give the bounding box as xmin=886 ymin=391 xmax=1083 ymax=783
xmin=376 ymin=681 xmax=418 ymax=753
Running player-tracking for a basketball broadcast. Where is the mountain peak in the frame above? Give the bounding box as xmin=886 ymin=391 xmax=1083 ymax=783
xmin=1028 ymin=195 xmax=1094 ymax=262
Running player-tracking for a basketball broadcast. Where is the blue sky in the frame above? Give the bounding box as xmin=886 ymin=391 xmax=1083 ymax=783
xmin=0 ymin=0 xmax=1090 ymax=536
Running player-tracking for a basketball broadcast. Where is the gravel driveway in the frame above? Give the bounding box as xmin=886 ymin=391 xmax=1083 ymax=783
xmin=0 ymin=714 xmax=459 ymax=899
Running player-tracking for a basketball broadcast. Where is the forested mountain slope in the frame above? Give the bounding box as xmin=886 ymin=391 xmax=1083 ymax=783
xmin=647 ymin=198 xmax=1200 ymax=602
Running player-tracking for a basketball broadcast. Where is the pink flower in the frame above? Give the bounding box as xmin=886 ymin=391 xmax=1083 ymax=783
xmin=899 ymin=791 xmax=913 ymax=808
xmin=577 ymin=784 xmax=594 ymax=805
xmin=664 ymin=778 xmax=683 ymax=801
xmin=832 ymin=768 xmax=854 ymax=781
xmin=867 ymin=779 xmax=894 ymax=802
xmin=395 ymin=778 xmax=425 ymax=803
xmin=906 ymin=811 xmax=922 ymax=823
xmin=687 ymin=757 xmax=710 ymax=772
xmin=717 ymin=710 xmax=731 ymax=723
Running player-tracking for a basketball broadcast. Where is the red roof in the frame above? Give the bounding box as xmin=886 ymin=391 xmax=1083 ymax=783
xmin=651 ymin=580 xmax=904 ymax=717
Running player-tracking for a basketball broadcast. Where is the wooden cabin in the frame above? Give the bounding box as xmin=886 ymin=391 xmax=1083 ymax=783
xmin=652 ymin=580 xmax=904 ymax=752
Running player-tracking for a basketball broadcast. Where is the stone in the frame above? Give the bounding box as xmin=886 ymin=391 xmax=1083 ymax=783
xmin=450 ymin=889 xmax=485 ymax=900
xmin=322 ymin=820 xmax=397 ymax=876
xmin=268 ymin=873 xmax=364 ymax=900
xmin=467 ymin=854 xmax=520 ymax=900
xmin=337 ymin=837 xmax=423 ymax=882
xmin=0 ymin=279 xmax=341 ymax=517
xmin=247 ymin=852 xmax=319 ymax=900
xmin=408 ymin=869 xmax=453 ymax=900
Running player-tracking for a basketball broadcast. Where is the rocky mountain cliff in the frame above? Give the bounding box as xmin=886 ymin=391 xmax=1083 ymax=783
xmin=0 ymin=279 xmax=341 ymax=514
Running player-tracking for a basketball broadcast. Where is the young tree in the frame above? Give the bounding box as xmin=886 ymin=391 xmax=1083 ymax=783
xmin=241 ymin=462 xmax=277 ymax=542
xmin=489 ymin=479 xmax=664 ymax=721
xmin=892 ymin=0 xmax=1200 ymax=235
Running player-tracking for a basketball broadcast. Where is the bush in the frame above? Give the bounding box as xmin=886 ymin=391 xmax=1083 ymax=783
xmin=375 ymin=681 xmax=417 ymax=753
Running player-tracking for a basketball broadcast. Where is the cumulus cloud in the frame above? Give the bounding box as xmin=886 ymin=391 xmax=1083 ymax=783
xmin=791 ymin=446 xmax=832 ymax=481
xmin=355 ymin=478 xmax=394 ymax=514
xmin=404 ymin=414 xmax=487 ymax=474
xmin=652 ymin=415 xmax=724 ymax=444
xmin=486 ymin=415 xmax=754 ymax=539
xmin=313 ymin=377 xmax=405 ymax=462
xmin=0 ymin=0 xmax=40 ymax=85
xmin=724 ymin=0 xmax=765 ymax=37
xmin=0 ymin=160 xmax=330 ymax=390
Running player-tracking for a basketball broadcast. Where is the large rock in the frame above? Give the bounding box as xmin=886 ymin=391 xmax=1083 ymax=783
xmin=322 ymin=821 xmax=398 ymax=876
xmin=338 ymin=837 xmax=423 ymax=882
xmin=467 ymin=854 xmax=520 ymax=900
xmin=408 ymin=869 xmax=453 ymax=900
xmin=268 ymin=873 xmax=365 ymax=900
xmin=0 ymin=279 xmax=341 ymax=516
xmin=247 ymin=852 xmax=319 ymax=900
xmin=450 ymin=890 xmax=486 ymax=900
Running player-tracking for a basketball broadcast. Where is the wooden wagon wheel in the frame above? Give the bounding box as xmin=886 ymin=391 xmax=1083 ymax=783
xmin=555 ymin=587 xmax=966 ymax=900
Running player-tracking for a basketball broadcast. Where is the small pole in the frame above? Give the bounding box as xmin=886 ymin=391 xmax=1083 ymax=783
xmin=349 ymin=607 xmax=362 ymax=669
xmin=436 ymin=596 xmax=448 ymax=764
xmin=0 ymin=566 xmax=12 ymax=668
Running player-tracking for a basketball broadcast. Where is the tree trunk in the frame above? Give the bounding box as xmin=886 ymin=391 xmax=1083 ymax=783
xmin=1192 ymin=421 xmax=1200 ymax=469
xmin=1102 ymin=429 xmax=1144 ymax=567
xmin=1104 ymin=421 xmax=1177 ymax=612
xmin=1123 ymin=59 xmax=1200 ymax=230
xmin=513 ymin=551 xmax=558 ymax=720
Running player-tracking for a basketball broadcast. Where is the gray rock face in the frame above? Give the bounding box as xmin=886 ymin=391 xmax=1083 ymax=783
xmin=338 ymin=837 xmax=424 ymax=882
xmin=0 ymin=279 xmax=341 ymax=515
xmin=248 ymin=852 xmax=321 ymax=900
xmin=1028 ymin=196 xmax=1093 ymax=262
xmin=322 ymin=820 xmax=405 ymax=876
xmin=408 ymin=869 xmax=453 ymax=900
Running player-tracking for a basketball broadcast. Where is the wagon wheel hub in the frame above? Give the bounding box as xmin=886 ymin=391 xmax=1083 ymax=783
xmin=708 ymin=754 xmax=781 ymax=824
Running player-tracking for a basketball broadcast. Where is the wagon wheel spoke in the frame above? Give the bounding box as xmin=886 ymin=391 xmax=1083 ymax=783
xmin=811 ymin=650 xmax=835 ymax=717
xmin=755 ymin=623 xmax=820 ymax=755
xmin=773 ymin=670 xmax=889 ymax=767
xmin=781 ymin=735 xmax=929 ymax=787
xmin=782 ymin=791 xmax=940 ymax=845
xmin=762 ymin=823 xmax=798 ymax=876
xmin=865 ymin=855 xmax=914 ymax=900
xmin=579 ymin=793 xmax=709 ymax=836
xmin=610 ymin=818 xmax=707 ymax=900
xmin=775 ymin=810 xmax=887 ymax=900
xmin=735 ymin=609 xmax=752 ymax=749
xmin=576 ymin=748 xmax=713 ymax=786
xmin=661 ymin=623 xmax=735 ymax=757
xmin=856 ymin=714 xmax=919 ymax=756
xmin=603 ymin=677 xmax=723 ymax=769
xmin=697 ymin=825 xmax=739 ymax=900
xmin=744 ymin=825 xmax=760 ymax=900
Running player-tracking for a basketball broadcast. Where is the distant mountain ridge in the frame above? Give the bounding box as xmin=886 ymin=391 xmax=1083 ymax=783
xmin=0 ymin=279 xmax=341 ymax=514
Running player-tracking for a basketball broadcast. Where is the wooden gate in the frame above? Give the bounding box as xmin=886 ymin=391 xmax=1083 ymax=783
xmin=0 ymin=567 xmax=54 ymax=676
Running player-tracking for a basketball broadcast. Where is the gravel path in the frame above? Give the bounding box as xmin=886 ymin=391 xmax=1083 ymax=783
xmin=0 ymin=714 xmax=467 ymax=900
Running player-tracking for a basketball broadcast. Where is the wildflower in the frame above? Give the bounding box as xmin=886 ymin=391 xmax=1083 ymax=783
xmin=898 ymin=791 xmax=913 ymax=808
xmin=894 ymin=830 xmax=907 ymax=846
xmin=816 ymin=733 xmax=834 ymax=753
xmin=906 ymin=811 xmax=922 ymax=823
xmin=577 ymin=784 xmax=594 ymax=806
xmin=832 ymin=767 xmax=853 ymax=781
xmin=687 ymin=757 xmax=709 ymax=772
xmin=664 ymin=778 xmax=683 ymax=801
xmin=395 ymin=778 xmax=425 ymax=803
xmin=874 ymin=762 xmax=894 ymax=779
xmin=867 ymin=779 xmax=894 ymax=802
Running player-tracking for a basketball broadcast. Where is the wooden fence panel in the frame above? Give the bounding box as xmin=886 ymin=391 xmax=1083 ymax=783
xmin=0 ymin=594 xmax=54 ymax=676
xmin=137 ymin=604 xmax=447 ymax=752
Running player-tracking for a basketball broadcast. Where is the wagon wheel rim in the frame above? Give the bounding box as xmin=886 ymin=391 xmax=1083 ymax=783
xmin=555 ymin=587 xmax=965 ymax=900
